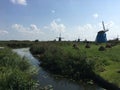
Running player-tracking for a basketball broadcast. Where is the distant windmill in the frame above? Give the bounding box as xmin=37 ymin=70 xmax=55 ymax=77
xmin=56 ymin=33 xmax=64 ymax=41
xmin=114 ymin=35 xmax=120 ymax=41
xmin=77 ymin=37 xmax=81 ymax=42
xmin=77 ymin=38 xmax=81 ymax=42
xmin=96 ymin=21 xmax=109 ymax=43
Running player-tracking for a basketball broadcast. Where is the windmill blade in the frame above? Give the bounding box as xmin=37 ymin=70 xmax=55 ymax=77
xmin=102 ymin=21 xmax=106 ymax=31
xmin=105 ymin=29 xmax=109 ymax=32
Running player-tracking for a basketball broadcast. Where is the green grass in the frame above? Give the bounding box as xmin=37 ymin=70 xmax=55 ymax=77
xmin=84 ymin=44 xmax=120 ymax=87
xmin=74 ymin=44 xmax=120 ymax=87
xmin=100 ymin=62 xmax=120 ymax=86
xmin=76 ymin=43 xmax=120 ymax=87
xmin=30 ymin=42 xmax=120 ymax=87
xmin=0 ymin=47 xmax=38 ymax=90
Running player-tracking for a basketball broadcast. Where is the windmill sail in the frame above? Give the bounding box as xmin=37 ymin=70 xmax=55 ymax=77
xmin=102 ymin=21 xmax=105 ymax=31
xmin=102 ymin=21 xmax=109 ymax=32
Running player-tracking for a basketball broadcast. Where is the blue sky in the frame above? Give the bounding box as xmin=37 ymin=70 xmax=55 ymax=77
xmin=0 ymin=0 xmax=120 ymax=41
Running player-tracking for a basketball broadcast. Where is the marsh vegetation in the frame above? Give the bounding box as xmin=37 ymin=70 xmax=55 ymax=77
xmin=0 ymin=47 xmax=37 ymax=90
xmin=0 ymin=41 xmax=120 ymax=89
xmin=30 ymin=41 xmax=120 ymax=89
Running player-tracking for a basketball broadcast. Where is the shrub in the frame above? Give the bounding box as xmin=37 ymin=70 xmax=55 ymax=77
xmin=30 ymin=44 xmax=46 ymax=55
xmin=31 ymin=43 xmax=94 ymax=81
xmin=98 ymin=46 xmax=106 ymax=51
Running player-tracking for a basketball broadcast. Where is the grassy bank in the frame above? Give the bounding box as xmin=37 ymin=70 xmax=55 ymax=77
xmin=0 ymin=47 xmax=37 ymax=90
xmin=0 ymin=41 xmax=33 ymax=48
xmin=30 ymin=42 xmax=120 ymax=89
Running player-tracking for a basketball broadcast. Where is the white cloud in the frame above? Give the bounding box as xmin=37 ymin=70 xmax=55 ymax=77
xmin=62 ymin=21 xmax=120 ymax=41
xmin=9 ymin=21 xmax=119 ymax=41
xmin=12 ymin=24 xmax=43 ymax=34
xmin=98 ymin=21 xmax=115 ymax=31
xmin=43 ymin=19 xmax=65 ymax=32
xmin=11 ymin=24 xmax=45 ymax=40
xmin=93 ymin=13 xmax=99 ymax=19
xmin=10 ymin=0 xmax=27 ymax=5
xmin=10 ymin=0 xmax=15 ymax=3
xmin=44 ymin=23 xmax=97 ymax=41
xmin=12 ymin=24 xmax=23 ymax=30
xmin=105 ymin=21 xmax=120 ymax=40
xmin=50 ymin=20 xmax=66 ymax=33
xmin=106 ymin=21 xmax=114 ymax=29
xmin=43 ymin=20 xmax=100 ymax=41
xmin=72 ymin=24 xmax=97 ymax=41
xmin=42 ymin=19 xmax=66 ymax=40
xmin=0 ymin=30 xmax=8 ymax=35
xmin=61 ymin=21 xmax=116 ymax=41
xmin=30 ymin=24 xmax=40 ymax=33
xmin=72 ymin=21 xmax=120 ymax=41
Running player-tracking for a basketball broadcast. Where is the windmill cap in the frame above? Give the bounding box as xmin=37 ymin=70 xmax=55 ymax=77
xmin=98 ymin=30 xmax=108 ymax=33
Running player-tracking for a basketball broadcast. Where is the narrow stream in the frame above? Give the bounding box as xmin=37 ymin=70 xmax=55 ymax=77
xmin=13 ymin=48 xmax=104 ymax=90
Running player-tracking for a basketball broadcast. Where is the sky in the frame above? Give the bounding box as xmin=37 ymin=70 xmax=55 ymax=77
xmin=0 ymin=0 xmax=120 ymax=41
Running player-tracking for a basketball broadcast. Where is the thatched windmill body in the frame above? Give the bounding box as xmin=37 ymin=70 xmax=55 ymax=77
xmin=96 ymin=21 xmax=109 ymax=43
xmin=56 ymin=33 xmax=64 ymax=41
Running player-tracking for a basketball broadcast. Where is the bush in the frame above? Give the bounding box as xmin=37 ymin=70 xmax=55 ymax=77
xmin=30 ymin=43 xmax=94 ymax=81
xmin=30 ymin=44 xmax=46 ymax=55
xmin=98 ymin=46 xmax=106 ymax=51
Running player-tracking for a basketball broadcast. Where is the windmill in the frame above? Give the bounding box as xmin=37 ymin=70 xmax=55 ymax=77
xmin=96 ymin=21 xmax=109 ymax=43
xmin=77 ymin=37 xmax=82 ymax=42
xmin=77 ymin=38 xmax=81 ymax=42
xmin=56 ymin=33 xmax=64 ymax=41
xmin=113 ymin=35 xmax=120 ymax=41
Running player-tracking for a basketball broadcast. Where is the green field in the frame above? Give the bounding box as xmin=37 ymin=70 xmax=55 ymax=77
xmin=81 ymin=43 xmax=120 ymax=87
xmin=0 ymin=41 xmax=120 ymax=89
xmin=30 ymin=41 xmax=120 ymax=88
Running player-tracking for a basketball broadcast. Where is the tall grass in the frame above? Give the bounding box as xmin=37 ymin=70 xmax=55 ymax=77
xmin=0 ymin=48 xmax=37 ymax=90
